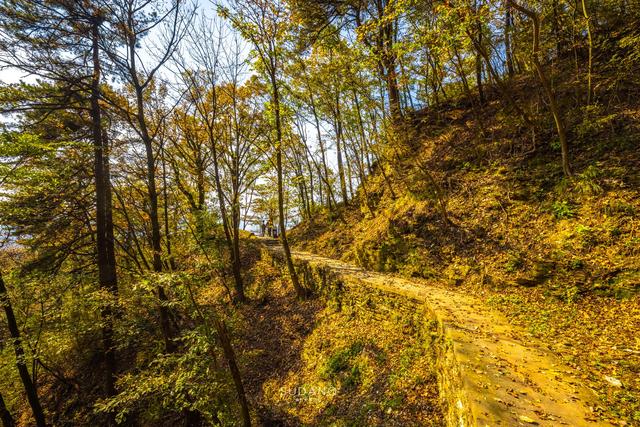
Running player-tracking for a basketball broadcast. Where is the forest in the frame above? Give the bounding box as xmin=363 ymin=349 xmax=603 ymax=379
xmin=0 ymin=0 xmax=638 ymax=426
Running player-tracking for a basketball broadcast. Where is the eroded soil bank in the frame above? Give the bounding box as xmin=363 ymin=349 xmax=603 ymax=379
xmin=236 ymin=247 xmax=444 ymax=426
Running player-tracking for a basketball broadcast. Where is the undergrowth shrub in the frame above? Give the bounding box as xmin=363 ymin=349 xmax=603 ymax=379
xmin=575 ymin=165 xmax=604 ymax=195
xmin=96 ymin=324 xmax=237 ymax=425
xmin=321 ymin=341 xmax=364 ymax=379
xmin=575 ymin=224 xmax=597 ymax=249
xmin=576 ymin=104 xmax=617 ymax=142
xmin=505 ymin=251 xmax=525 ymax=273
xmin=552 ymin=200 xmax=576 ymax=219
xmin=603 ymin=198 xmax=636 ymax=217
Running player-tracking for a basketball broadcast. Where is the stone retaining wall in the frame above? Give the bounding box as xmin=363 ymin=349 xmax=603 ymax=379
xmin=266 ymin=246 xmax=471 ymax=427
xmin=262 ymin=239 xmax=605 ymax=427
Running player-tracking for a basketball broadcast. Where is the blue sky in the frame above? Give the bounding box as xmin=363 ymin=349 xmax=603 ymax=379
xmin=0 ymin=0 xmax=222 ymax=85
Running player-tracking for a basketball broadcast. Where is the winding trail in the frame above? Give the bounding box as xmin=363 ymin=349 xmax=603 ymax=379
xmin=261 ymin=238 xmax=607 ymax=427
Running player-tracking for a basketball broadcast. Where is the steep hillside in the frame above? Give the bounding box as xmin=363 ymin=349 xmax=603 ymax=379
xmin=290 ymin=74 xmax=640 ymax=424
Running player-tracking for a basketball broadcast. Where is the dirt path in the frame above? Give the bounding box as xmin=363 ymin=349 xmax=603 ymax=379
xmin=262 ymin=238 xmax=609 ymax=427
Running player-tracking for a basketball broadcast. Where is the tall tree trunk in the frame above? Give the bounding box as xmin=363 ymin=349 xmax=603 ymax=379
xmin=182 ymin=279 xmax=250 ymax=426
xmin=468 ymin=28 xmax=533 ymax=126
xmin=113 ymin=187 xmax=150 ymax=271
xmin=292 ymin=152 xmax=308 ymax=219
xmin=125 ymin=24 xmax=176 ymax=349
xmin=350 ymin=135 xmax=375 ymax=217
xmin=452 ymin=45 xmax=487 ymax=139
xmin=0 ymin=392 xmax=15 ymax=427
xmin=207 ymin=122 xmax=245 ymax=303
xmin=352 ymin=90 xmax=370 ymax=164
xmin=310 ymin=95 xmax=336 ymax=210
xmin=230 ymin=116 xmax=246 ymax=302
xmin=138 ymin=100 xmax=175 ymax=351
xmin=213 ymin=318 xmax=251 ymax=427
xmin=427 ymin=56 xmax=447 ymax=104
xmin=355 ymin=2 xmax=401 ymax=120
xmin=345 ymin=150 xmax=354 ymax=199
xmin=581 ymin=0 xmax=593 ymax=106
xmin=300 ymin=125 xmax=337 ymax=214
xmin=211 ymin=143 xmax=245 ymax=302
xmin=386 ymin=62 xmax=402 ymax=120
xmin=509 ymin=0 xmax=571 ymax=176
xmin=102 ymin=132 xmax=117 ymax=291
xmin=0 ymin=273 xmax=46 ymax=427
xmin=318 ymin=172 xmax=324 ymax=206
xmin=134 ymin=116 xmax=173 ymax=353
xmin=231 ymin=173 xmax=244 ymax=304
xmin=303 ymin=150 xmax=315 ymax=214
xmin=91 ymin=17 xmax=118 ymax=399
xmin=127 ymin=38 xmax=177 ymax=350
xmin=505 ymin=2 xmax=515 ymax=78
xmin=382 ymin=23 xmax=402 ymax=120
xmin=452 ymin=45 xmax=473 ymax=99
xmin=551 ymin=0 xmax=564 ymax=54
xmin=368 ymin=111 xmax=397 ymax=199
xmin=195 ymin=163 xmax=206 ymax=239
xmin=161 ymin=146 xmax=176 ymax=271
xmin=474 ymin=1 xmax=486 ymax=105
xmin=271 ymin=74 xmax=305 ymax=298
xmin=475 ymin=52 xmax=485 ymax=105
xmin=334 ymin=94 xmax=349 ymax=204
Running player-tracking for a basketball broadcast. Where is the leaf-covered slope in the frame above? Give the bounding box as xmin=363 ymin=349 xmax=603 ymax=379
xmin=289 ymin=76 xmax=640 ymax=423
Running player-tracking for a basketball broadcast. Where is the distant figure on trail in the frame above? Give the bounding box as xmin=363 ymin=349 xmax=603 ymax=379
xmin=267 ymin=219 xmax=274 ymax=237
xmin=261 ymin=220 xmax=266 ymax=237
